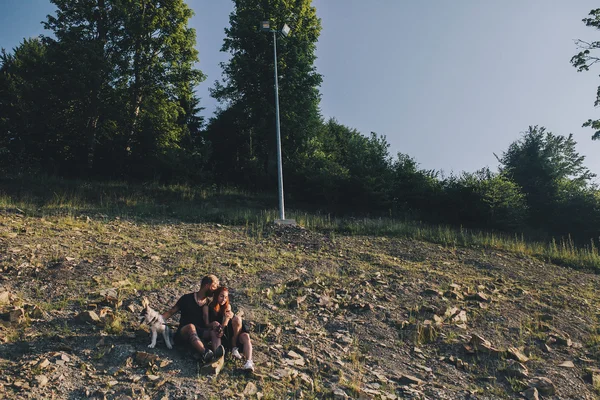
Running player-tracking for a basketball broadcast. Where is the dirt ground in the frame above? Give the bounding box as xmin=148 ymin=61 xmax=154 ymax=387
xmin=1 ymin=213 xmax=599 ymax=399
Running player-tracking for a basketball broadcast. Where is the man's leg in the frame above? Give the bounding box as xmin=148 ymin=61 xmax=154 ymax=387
xmin=180 ymin=324 xmax=206 ymax=354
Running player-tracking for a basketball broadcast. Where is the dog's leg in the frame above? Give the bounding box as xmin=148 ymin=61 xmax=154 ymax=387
xmin=149 ymin=330 xmax=157 ymax=348
xmin=163 ymin=327 xmax=173 ymax=349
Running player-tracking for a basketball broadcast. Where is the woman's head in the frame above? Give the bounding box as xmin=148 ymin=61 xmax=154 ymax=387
xmin=212 ymin=287 xmax=229 ymax=314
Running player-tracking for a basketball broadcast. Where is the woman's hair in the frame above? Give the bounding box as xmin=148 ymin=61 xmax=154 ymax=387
xmin=211 ymin=286 xmax=230 ymax=318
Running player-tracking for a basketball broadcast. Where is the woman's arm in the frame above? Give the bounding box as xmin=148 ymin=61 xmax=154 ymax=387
xmin=222 ymin=305 xmax=233 ymax=327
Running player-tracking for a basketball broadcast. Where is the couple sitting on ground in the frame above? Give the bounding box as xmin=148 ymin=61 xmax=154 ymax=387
xmin=161 ymin=274 xmax=254 ymax=371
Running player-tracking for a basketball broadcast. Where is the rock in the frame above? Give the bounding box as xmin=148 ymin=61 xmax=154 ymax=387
xmin=243 ymin=382 xmax=258 ymax=396
xmin=528 ymin=377 xmax=555 ymax=396
xmin=333 ymin=388 xmax=348 ymax=399
xmin=558 ymin=360 xmax=575 ymax=368
xmin=550 ymin=333 xmax=572 ymax=347
xmin=395 ymin=374 xmax=424 ymax=386
xmin=135 ymin=352 xmax=159 ymax=367
xmin=507 ymin=347 xmax=529 ymax=363
xmin=443 ymin=307 xmax=459 ymax=319
xmin=522 ymin=387 xmax=539 ymax=400
xmin=290 ymin=295 xmax=307 ymax=309
xmin=452 ymin=310 xmax=467 ymax=324
xmin=9 ymin=308 xmax=25 ymax=323
xmin=0 ymin=291 xmax=12 ymax=305
xmin=443 ymin=290 xmax=464 ymax=301
xmin=469 ymin=334 xmax=502 ymax=355
xmin=147 ymin=375 xmax=160 ymax=381
xmin=37 ymin=359 xmax=50 ymax=369
xmin=33 ymin=375 xmax=48 ymax=387
xmin=503 ymin=360 xmax=529 ymax=379
xmin=423 ymin=288 xmax=442 ymax=296
xmin=201 ymin=353 xmax=224 ymax=376
xmin=466 ymin=292 xmax=490 ymax=302
xmin=78 ymin=310 xmax=100 ymax=324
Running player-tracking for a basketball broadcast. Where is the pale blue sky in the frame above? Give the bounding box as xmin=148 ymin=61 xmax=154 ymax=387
xmin=1 ymin=0 xmax=599 ymax=178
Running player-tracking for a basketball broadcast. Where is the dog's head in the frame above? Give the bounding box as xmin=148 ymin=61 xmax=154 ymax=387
xmin=139 ymin=305 xmax=159 ymax=325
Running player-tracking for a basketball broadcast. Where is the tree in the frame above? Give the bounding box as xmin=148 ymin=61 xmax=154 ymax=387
xmin=571 ymin=8 xmax=600 ymax=140
xmin=209 ymin=0 xmax=322 ymax=188
xmin=36 ymin=0 xmax=205 ymax=178
xmin=497 ymin=126 xmax=596 ymax=236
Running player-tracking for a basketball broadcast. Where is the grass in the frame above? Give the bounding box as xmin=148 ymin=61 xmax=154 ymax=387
xmin=2 ymin=174 xmax=600 ymax=272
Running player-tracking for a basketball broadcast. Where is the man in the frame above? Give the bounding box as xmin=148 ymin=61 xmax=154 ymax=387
xmin=162 ymin=274 xmax=223 ymax=362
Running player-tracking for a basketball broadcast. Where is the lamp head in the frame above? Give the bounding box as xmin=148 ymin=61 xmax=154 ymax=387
xmin=260 ymin=21 xmax=271 ymax=32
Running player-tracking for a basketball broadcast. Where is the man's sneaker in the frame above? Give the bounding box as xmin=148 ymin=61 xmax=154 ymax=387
xmin=231 ymin=347 xmax=242 ymax=359
xmin=243 ymin=359 xmax=254 ymax=371
xmin=214 ymin=345 xmax=225 ymax=359
xmin=203 ymin=349 xmax=214 ymax=363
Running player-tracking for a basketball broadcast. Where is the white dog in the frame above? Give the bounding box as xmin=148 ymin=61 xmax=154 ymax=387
xmin=139 ymin=304 xmax=173 ymax=349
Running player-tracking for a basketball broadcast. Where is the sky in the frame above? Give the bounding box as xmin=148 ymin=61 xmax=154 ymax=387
xmin=1 ymin=0 xmax=600 ymax=178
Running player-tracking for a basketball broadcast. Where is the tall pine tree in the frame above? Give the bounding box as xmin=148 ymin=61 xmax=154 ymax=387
xmin=208 ymin=0 xmax=322 ymax=188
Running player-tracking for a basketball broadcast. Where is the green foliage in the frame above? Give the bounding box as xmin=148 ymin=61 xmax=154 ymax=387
xmin=571 ymin=8 xmax=600 ymax=139
xmin=443 ymin=169 xmax=528 ymax=231
xmin=0 ymin=0 xmax=206 ymax=179
xmin=497 ymin=126 xmax=598 ymax=241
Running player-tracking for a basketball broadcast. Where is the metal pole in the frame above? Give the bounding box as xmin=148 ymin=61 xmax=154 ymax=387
xmin=273 ymin=31 xmax=285 ymax=220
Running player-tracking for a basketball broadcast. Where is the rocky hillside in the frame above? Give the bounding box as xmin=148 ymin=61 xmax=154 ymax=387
xmin=0 ymin=212 xmax=599 ymax=399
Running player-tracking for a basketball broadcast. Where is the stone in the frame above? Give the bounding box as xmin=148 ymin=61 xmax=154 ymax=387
xmin=9 ymin=308 xmax=25 ymax=323
xmin=147 ymin=375 xmax=160 ymax=381
xmin=528 ymin=377 xmax=555 ymax=396
xmin=550 ymin=333 xmax=572 ymax=347
xmin=78 ymin=310 xmax=101 ymax=324
xmin=443 ymin=290 xmax=464 ymax=301
xmin=201 ymin=354 xmax=224 ymax=376
xmin=452 ymin=310 xmax=467 ymax=324
xmin=0 ymin=291 xmax=12 ymax=305
xmin=469 ymin=334 xmax=502 ymax=355
xmin=504 ymin=360 xmax=529 ymax=379
xmin=395 ymin=374 xmax=424 ymax=386
xmin=290 ymin=296 xmax=307 ymax=309
xmin=333 ymin=388 xmax=348 ymax=399
xmin=243 ymin=382 xmax=258 ymax=396
xmin=33 ymin=375 xmax=48 ymax=387
xmin=423 ymin=288 xmax=442 ymax=296
xmin=522 ymin=387 xmax=539 ymax=400
xmin=37 ymin=359 xmax=50 ymax=369
xmin=558 ymin=360 xmax=575 ymax=368
xmin=507 ymin=347 xmax=529 ymax=363
xmin=135 ymin=352 xmax=159 ymax=367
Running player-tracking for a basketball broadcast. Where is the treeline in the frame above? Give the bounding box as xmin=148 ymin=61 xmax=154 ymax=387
xmin=1 ymin=0 xmax=600 ymax=245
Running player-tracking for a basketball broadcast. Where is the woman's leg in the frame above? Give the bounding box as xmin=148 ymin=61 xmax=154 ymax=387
xmin=239 ymin=332 xmax=252 ymax=361
xmin=210 ymin=328 xmax=221 ymax=350
xmin=231 ymin=316 xmax=242 ymax=350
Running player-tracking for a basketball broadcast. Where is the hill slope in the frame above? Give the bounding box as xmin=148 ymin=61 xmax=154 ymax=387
xmin=0 ymin=212 xmax=599 ymax=399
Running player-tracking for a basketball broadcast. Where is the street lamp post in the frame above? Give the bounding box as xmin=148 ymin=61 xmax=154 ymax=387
xmin=261 ymin=21 xmax=296 ymax=226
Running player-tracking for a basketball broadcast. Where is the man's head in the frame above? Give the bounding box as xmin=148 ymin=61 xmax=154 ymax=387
xmin=200 ymin=274 xmax=219 ymax=296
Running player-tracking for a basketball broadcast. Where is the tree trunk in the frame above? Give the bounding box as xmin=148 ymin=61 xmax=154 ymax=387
xmin=127 ymin=0 xmax=146 ymax=154
xmin=86 ymin=0 xmax=107 ymax=171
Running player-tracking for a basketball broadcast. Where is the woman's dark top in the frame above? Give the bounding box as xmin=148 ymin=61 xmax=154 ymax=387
xmin=207 ymin=304 xmax=249 ymax=349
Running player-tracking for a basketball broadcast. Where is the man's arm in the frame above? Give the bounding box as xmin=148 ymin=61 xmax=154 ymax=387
xmin=162 ymin=304 xmax=179 ymax=321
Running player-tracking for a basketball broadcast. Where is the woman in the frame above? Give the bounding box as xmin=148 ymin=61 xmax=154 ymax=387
xmin=204 ymin=286 xmax=254 ymax=371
